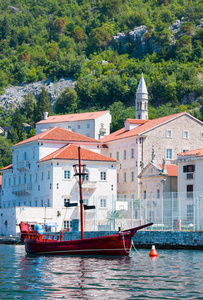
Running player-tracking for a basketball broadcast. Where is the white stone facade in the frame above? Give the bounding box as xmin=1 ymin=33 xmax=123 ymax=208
xmin=0 ymin=130 xmax=117 ymax=236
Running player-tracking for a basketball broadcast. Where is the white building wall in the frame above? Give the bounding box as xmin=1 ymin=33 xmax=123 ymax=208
xmin=36 ymin=111 xmax=111 ymax=139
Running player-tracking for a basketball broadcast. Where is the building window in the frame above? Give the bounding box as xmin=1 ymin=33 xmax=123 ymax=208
xmin=124 ymin=172 xmax=126 ymax=182
xmin=183 ymin=149 xmax=188 ymax=153
xmin=166 ymin=149 xmax=172 ymax=159
xmin=57 ymin=183 xmax=59 ymax=189
xmin=64 ymin=170 xmax=70 ymax=179
xmin=131 ymin=171 xmax=134 ymax=181
xmin=117 ymin=173 xmax=119 ymax=184
xmin=157 ymin=189 xmax=160 ymax=199
xmin=64 ymin=199 xmax=70 ymax=206
xmin=187 ymin=185 xmax=193 ymax=198
xmin=187 ymin=205 xmax=193 ymax=222
xmin=183 ymin=165 xmax=195 ymax=173
xmin=41 ymin=172 xmax=44 ymax=181
xmin=33 ymin=151 xmax=35 ymax=159
xmin=87 ymin=124 xmax=90 ymax=129
xmin=30 ymin=174 xmax=32 ymax=183
xmin=100 ymin=199 xmax=106 ymax=208
xmin=100 ymin=172 xmax=106 ymax=180
xmin=47 ymin=170 xmax=50 ymax=180
xmin=131 ymin=149 xmax=134 ymax=158
xmin=64 ymin=220 xmax=72 ymax=230
xmin=4 ymin=179 xmax=6 ymax=187
xmin=68 ymin=125 xmax=71 ymax=129
xmin=167 ymin=130 xmax=171 ymax=138
xmin=19 ymin=176 xmax=21 ymax=185
xmin=41 ymin=200 xmax=43 ymax=207
xmin=116 ymin=152 xmax=119 ymax=161
xmin=50 ymin=183 xmax=52 ymax=189
xmin=77 ymin=125 xmax=80 ymax=129
xmin=183 ymin=131 xmax=188 ymax=139
xmin=83 ymin=199 xmax=89 ymax=206
xmin=8 ymin=178 xmax=11 ymax=186
xmin=38 ymin=185 xmax=40 ymax=191
xmin=24 ymin=173 xmax=26 ymax=184
xmin=84 ymin=169 xmax=89 ymax=181
xmin=109 ymin=153 xmax=112 ymax=158
xmin=201 ymin=132 xmax=203 ymax=140
xmin=35 ymin=173 xmax=38 ymax=182
xmin=14 ymin=177 xmax=16 ymax=185
xmin=24 ymin=152 xmax=27 ymax=160
xmin=47 ymin=199 xmax=50 ymax=207
xmin=35 ymin=200 xmax=37 ymax=207
xmin=123 ymin=150 xmax=126 ymax=160
xmin=143 ymin=190 xmax=146 ymax=200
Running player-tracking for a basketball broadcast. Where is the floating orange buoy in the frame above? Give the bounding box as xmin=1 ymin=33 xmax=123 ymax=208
xmin=149 ymin=245 xmax=158 ymax=257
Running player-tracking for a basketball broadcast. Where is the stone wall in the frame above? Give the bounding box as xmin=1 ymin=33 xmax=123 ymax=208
xmin=63 ymin=230 xmax=203 ymax=250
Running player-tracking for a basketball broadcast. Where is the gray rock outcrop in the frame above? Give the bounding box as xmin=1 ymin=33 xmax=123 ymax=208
xmin=0 ymin=78 xmax=76 ymax=110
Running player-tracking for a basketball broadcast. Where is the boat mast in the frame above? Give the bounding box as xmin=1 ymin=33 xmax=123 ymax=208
xmin=78 ymin=146 xmax=84 ymax=240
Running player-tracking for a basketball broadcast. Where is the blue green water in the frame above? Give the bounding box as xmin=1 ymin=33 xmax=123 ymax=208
xmin=0 ymin=245 xmax=202 ymax=299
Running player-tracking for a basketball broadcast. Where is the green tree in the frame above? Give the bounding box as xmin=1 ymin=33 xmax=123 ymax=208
xmin=10 ymin=109 xmax=27 ymax=143
xmin=0 ymin=136 xmax=12 ymax=169
xmin=21 ymin=92 xmax=36 ymax=125
xmin=55 ymin=87 xmax=78 ymax=114
xmin=34 ymin=87 xmax=52 ymax=123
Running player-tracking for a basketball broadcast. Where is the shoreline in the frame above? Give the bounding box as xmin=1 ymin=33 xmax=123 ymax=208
xmin=1 ymin=230 xmax=202 ymax=250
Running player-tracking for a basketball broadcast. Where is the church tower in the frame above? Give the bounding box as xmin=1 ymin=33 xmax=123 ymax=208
xmin=135 ymin=74 xmax=148 ymax=120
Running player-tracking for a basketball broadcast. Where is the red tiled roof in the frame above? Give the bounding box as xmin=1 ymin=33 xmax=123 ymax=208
xmin=178 ymin=148 xmax=203 ymax=157
xmin=158 ymin=164 xmax=177 ymax=177
xmin=101 ymin=112 xmax=187 ymax=143
xmin=39 ymin=144 xmax=116 ymax=163
xmin=0 ymin=164 xmax=13 ymax=171
xmin=126 ymin=119 xmax=149 ymax=124
xmin=12 ymin=127 xmax=100 ymax=147
xmin=36 ymin=111 xmax=109 ymax=124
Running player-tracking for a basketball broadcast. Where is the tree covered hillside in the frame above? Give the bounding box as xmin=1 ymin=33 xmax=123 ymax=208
xmin=0 ymin=0 xmax=202 ymax=123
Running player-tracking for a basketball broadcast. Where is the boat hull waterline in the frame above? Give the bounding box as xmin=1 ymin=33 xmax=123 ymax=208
xmin=24 ymin=223 xmax=153 ymax=256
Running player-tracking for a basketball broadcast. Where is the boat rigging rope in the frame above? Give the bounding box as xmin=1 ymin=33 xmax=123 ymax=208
xmin=121 ymin=232 xmax=131 ymax=254
xmin=131 ymin=239 xmax=142 ymax=257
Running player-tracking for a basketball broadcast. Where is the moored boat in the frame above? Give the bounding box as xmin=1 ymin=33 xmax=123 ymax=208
xmin=22 ymin=147 xmax=153 ymax=256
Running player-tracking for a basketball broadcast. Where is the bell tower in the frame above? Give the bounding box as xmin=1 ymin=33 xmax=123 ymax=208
xmin=135 ymin=74 xmax=148 ymax=120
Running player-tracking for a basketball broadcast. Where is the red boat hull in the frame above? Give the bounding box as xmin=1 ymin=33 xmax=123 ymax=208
xmin=24 ymin=223 xmax=153 ymax=256
xmin=25 ymin=232 xmax=132 ymax=256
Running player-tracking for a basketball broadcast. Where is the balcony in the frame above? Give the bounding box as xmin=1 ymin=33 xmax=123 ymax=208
xmin=12 ymin=183 xmax=32 ymax=196
xmin=82 ymin=181 xmax=96 ymax=190
xmin=16 ymin=161 xmax=30 ymax=172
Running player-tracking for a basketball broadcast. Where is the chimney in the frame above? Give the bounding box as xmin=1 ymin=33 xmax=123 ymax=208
xmin=43 ymin=112 xmax=48 ymax=120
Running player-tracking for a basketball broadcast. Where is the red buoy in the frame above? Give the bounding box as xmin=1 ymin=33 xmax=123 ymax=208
xmin=149 ymin=245 xmax=158 ymax=257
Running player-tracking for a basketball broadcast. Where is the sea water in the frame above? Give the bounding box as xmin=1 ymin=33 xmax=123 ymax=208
xmin=0 ymin=245 xmax=202 ymax=299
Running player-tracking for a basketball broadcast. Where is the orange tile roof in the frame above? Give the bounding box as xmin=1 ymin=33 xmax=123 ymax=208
xmin=101 ymin=112 xmax=187 ymax=143
xmin=36 ymin=111 xmax=109 ymax=124
xmin=39 ymin=144 xmax=117 ymax=163
xmin=178 ymin=148 xmax=203 ymax=157
xmin=126 ymin=119 xmax=149 ymax=124
xmin=0 ymin=164 xmax=13 ymax=171
xmin=12 ymin=127 xmax=100 ymax=147
xmin=158 ymin=164 xmax=177 ymax=177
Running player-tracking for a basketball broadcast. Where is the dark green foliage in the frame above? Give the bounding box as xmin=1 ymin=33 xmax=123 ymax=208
xmin=55 ymin=87 xmax=78 ymax=114
xmin=0 ymin=136 xmax=12 ymax=169
xmin=10 ymin=108 xmax=27 ymax=143
xmin=34 ymin=87 xmax=53 ymax=123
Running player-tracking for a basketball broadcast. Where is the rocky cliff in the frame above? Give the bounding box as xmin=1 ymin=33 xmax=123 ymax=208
xmin=0 ymin=78 xmax=75 ymax=109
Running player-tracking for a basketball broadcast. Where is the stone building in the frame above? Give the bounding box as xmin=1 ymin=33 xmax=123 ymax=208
xmin=100 ymin=75 xmax=203 ymax=200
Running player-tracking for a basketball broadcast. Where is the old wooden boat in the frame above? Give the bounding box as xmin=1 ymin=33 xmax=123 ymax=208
xmin=23 ymin=147 xmax=153 ymax=256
